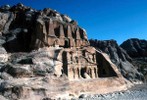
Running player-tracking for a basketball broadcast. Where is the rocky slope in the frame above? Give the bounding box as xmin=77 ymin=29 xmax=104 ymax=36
xmin=89 ymin=39 xmax=144 ymax=82
xmin=0 ymin=3 xmax=131 ymax=100
xmin=121 ymin=38 xmax=147 ymax=81
xmin=120 ymin=38 xmax=147 ymax=58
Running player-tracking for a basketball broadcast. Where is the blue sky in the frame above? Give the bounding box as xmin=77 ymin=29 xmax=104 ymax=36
xmin=0 ymin=0 xmax=147 ymax=44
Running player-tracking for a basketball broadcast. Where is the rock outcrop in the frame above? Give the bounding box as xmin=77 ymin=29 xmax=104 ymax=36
xmin=120 ymin=38 xmax=147 ymax=58
xmin=89 ymin=39 xmax=143 ymax=82
xmin=0 ymin=3 xmax=89 ymax=52
xmin=0 ymin=4 xmax=131 ymax=99
xmin=120 ymin=38 xmax=147 ymax=82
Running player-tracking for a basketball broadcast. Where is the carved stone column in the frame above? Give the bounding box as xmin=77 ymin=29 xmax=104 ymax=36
xmin=67 ymin=25 xmax=75 ymax=47
xmin=47 ymin=19 xmax=57 ymax=46
xmin=75 ymin=27 xmax=83 ymax=47
xmin=58 ymin=25 xmax=65 ymax=46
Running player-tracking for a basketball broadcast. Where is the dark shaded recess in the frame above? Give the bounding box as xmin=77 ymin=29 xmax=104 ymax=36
xmin=64 ymin=39 xmax=70 ymax=48
xmin=54 ymin=26 xmax=60 ymax=38
xmin=3 ymin=30 xmax=32 ymax=52
xmin=80 ymin=67 xmax=86 ymax=78
xmin=62 ymin=51 xmax=68 ymax=75
xmin=10 ymin=11 xmax=26 ymax=28
xmin=3 ymin=10 xmax=37 ymax=53
xmin=54 ymin=49 xmax=61 ymax=61
xmin=79 ymin=28 xmax=84 ymax=39
xmin=64 ymin=26 xmax=67 ymax=37
xmin=42 ymin=97 xmax=52 ymax=100
xmin=96 ymin=51 xmax=117 ymax=77
xmin=82 ymin=50 xmax=86 ymax=56
xmin=17 ymin=58 xmax=33 ymax=64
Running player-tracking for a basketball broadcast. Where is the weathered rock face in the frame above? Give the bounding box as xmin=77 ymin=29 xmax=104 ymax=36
xmin=120 ymin=38 xmax=147 ymax=58
xmin=32 ymin=13 xmax=89 ymax=49
xmin=0 ymin=46 xmax=130 ymax=100
xmin=89 ymin=39 xmax=143 ymax=82
xmin=0 ymin=4 xmax=131 ymax=100
xmin=0 ymin=3 xmax=89 ymax=52
xmin=120 ymin=38 xmax=147 ymax=82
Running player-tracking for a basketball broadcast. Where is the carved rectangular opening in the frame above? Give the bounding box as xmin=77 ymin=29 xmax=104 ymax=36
xmin=64 ymin=39 xmax=70 ymax=48
xmin=80 ymin=67 xmax=87 ymax=78
xmin=62 ymin=51 xmax=68 ymax=75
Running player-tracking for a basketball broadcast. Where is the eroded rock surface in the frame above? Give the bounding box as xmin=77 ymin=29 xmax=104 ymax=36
xmin=0 ymin=3 xmax=89 ymax=52
xmin=121 ymin=38 xmax=147 ymax=82
xmin=0 ymin=3 xmax=131 ymax=100
xmin=89 ymin=39 xmax=143 ymax=82
xmin=120 ymin=38 xmax=147 ymax=58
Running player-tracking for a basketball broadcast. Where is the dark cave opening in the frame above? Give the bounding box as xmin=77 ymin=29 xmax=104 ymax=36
xmin=62 ymin=51 xmax=68 ymax=75
xmin=2 ymin=9 xmax=36 ymax=53
xmin=80 ymin=67 xmax=87 ymax=78
xmin=96 ymin=51 xmax=118 ymax=77
xmin=3 ymin=31 xmax=32 ymax=53
xmin=64 ymin=39 xmax=70 ymax=48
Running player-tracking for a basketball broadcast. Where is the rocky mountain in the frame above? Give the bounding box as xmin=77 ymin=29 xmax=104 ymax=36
xmin=0 ymin=3 xmax=131 ymax=100
xmin=120 ymin=38 xmax=147 ymax=82
xmin=120 ymin=38 xmax=147 ymax=58
xmin=89 ymin=39 xmax=144 ymax=82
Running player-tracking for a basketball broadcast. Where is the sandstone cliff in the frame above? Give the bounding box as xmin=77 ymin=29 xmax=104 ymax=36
xmin=0 ymin=4 xmax=131 ymax=99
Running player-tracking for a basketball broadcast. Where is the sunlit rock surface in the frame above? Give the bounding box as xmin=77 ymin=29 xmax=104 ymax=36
xmin=0 ymin=3 xmax=132 ymax=99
